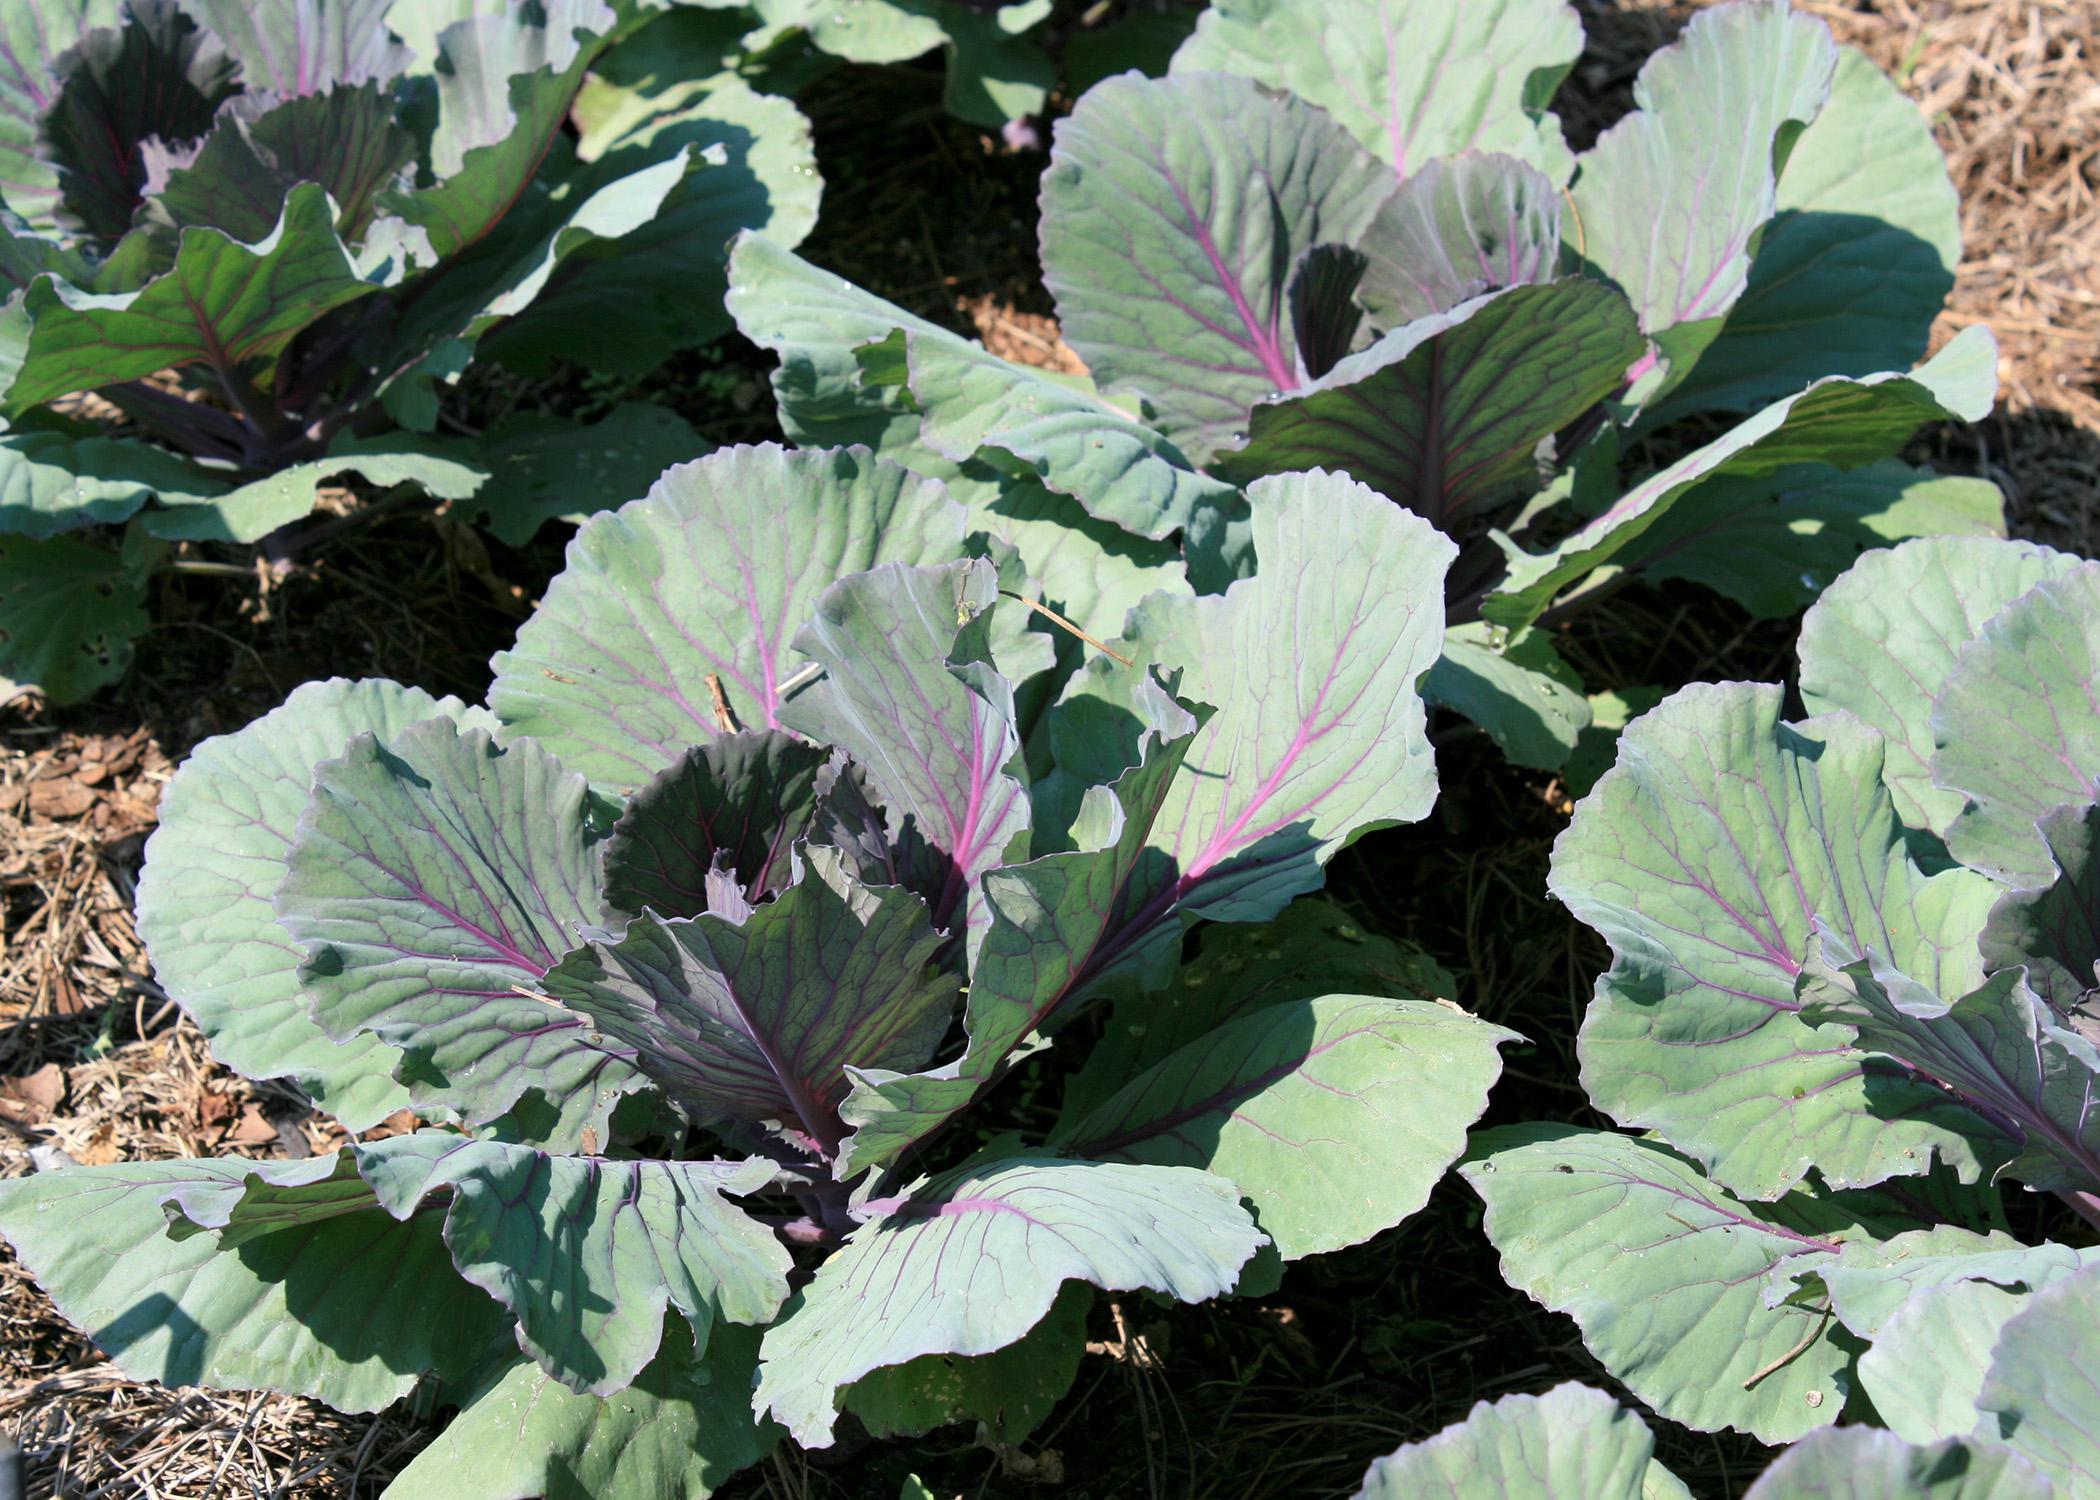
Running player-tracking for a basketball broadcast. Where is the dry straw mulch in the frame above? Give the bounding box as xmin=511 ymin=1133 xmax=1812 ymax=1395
xmin=1 ymin=2 xmax=2096 ymax=1495
xmin=1807 ymin=0 xmax=2100 ymax=550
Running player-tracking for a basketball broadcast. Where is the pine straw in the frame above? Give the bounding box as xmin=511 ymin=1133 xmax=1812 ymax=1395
xmin=1562 ymin=0 xmax=2100 ymax=549
xmin=0 ymin=1016 xmax=439 ymax=1497
xmin=1806 ymin=0 xmax=2100 ymax=550
xmin=0 ymin=728 xmax=164 ymax=1044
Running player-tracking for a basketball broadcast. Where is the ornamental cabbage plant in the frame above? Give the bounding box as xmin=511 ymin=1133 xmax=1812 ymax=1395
xmin=1349 ymin=1381 xmax=2060 ymax=1499
xmin=1465 ymin=535 xmax=2100 ymax=1488
xmin=729 ymin=0 xmax=2004 ymax=772
xmin=0 ymin=0 xmax=820 ymax=702
xmin=0 ymin=444 xmax=1517 ymax=1495
xmin=595 ymin=0 xmax=1064 ymax=135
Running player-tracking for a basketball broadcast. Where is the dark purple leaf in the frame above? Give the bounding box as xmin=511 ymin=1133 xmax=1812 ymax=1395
xmin=834 ymin=705 xmax=1200 ymax=1174
xmin=6 ymin=183 xmax=373 ymax=413
xmin=1286 ymin=242 xmax=1367 ymax=381
xmin=779 ymin=559 xmax=1028 ymax=939
xmin=544 ymin=848 xmax=958 ymax=1158
xmin=1213 ymin=280 xmax=1642 ymax=535
xmin=0 ymin=1 xmax=122 ymax=234
xmin=1800 ymin=932 xmax=2100 ymax=1194
xmin=143 ymin=82 xmax=413 ymax=242
xmin=602 ymin=730 xmax=832 ymax=919
xmin=40 ymin=0 xmax=238 ymax=242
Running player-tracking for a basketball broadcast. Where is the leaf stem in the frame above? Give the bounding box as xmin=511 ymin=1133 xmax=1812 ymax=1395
xmin=703 ymin=673 xmax=738 ymax=732
xmin=99 ymin=381 xmax=250 ymax=464
xmin=1533 ymin=568 xmax=1638 ymax=632
xmin=2056 ymin=1188 xmax=2100 ymax=1236
xmin=999 ymin=590 xmax=1133 ymax=665
xmin=1740 ymin=1302 xmax=1832 ymax=1389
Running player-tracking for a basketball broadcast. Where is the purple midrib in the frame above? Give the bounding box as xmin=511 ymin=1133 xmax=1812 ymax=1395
xmin=1158 ymin=160 xmax=1295 ymax=392
xmin=1184 ymin=615 xmax=1364 ymax=881
xmin=398 ymin=879 xmax=549 ymax=975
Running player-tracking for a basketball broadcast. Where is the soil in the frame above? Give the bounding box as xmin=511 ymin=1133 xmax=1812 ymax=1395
xmin=2 ymin=1 xmax=2095 ymax=1496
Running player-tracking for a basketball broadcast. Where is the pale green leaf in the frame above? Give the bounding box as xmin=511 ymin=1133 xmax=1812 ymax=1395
xmin=842 ymin=1280 xmax=1088 ymax=1443
xmin=1976 ymin=1263 xmax=2100 ymax=1494
xmin=1651 ymin=47 xmax=1962 ymax=422
xmin=481 ymin=81 xmax=822 ymax=374
xmin=1552 ymin=683 xmax=2001 ymax=1197
xmin=1357 ymin=153 xmax=1564 ymax=327
xmin=1088 ymin=468 xmax=1453 ymax=919
xmin=1933 ymin=562 xmax=2100 ymax=886
xmin=1057 ymin=994 xmax=1516 ymax=1258
xmin=1173 ymin=0 xmax=1581 ymax=181
xmin=1353 ymin=1382 xmax=1691 ymax=1500
xmin=490 ymin=443 xmax=966 ymax=793
xmin=386 ymin=1322 xmax=771 ymax=1500
xmin=1744 ymin=1428 xmax=2049 ymax=1500
xmin=0 ymin=1154 xmax=502 ymax=1411
xmin=1462 ymin=1125 xmax=1850 ymax=1443
xmin=753 ymin=1155 xmax=1261 ymax=1446
xmin=138 ymin=678 xmax=491 ymax=1128
xmin=1798 ymin=535 xmax=2077 ymax=834
xmin=1572 ymin=2 xmax=1837 ymax=377
xmin=356 ymin=1134 xmax=789 ymax=1395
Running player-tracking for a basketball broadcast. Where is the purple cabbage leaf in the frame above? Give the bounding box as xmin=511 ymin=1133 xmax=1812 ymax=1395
xmin=135 ymin=677 xmax=493 ymax=1130
xmin=0 ymin=441 xmax=1512 ymax=1490
xmin=273 ymin=715 xmax=651 ymax=1149
xmin=1549 ymin=682 xmax=2006 ymax=1200
xmin=1172 ymin=0 xmax=1582 ymax=185
xmin=1798 ymin=535 xmax=2084 ymax=837
xmin=721 ymin=2 xmax=1989 ymax=773
xmin=0 ymin=0 xmax=812 ymax=703
xmin=1349 ymin=1380 xmax=2049 ymax=1500
xmin=751 ymin=1154 xmax=1264 ymax=1446
xmin=1491 ymin=537 xmax=2100 ymax=1449
xmin=1929 ymin=563 xmax=2100 ymax=887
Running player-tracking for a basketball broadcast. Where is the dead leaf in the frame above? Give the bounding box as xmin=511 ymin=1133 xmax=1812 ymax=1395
xmin=49 ymin=967 xmax=86 ymax=1016
xmin=76 ymin=1121 xmax=121 ymax=1166
xmin=231 ymin=1104 xmax=279 ymax=1146
xmin=196 ymin=1089 xmax=237 ymax=1133
xmin=1258 ymin=1305 xmax=1319 ymax=1364
xmin=995 ymin=1445 xmax=1065 ymax=1483
xmin=26 ymin=778 xmax=95 ymax=820
xmin=0 ymin=1063 xmax=65 ymax=1124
